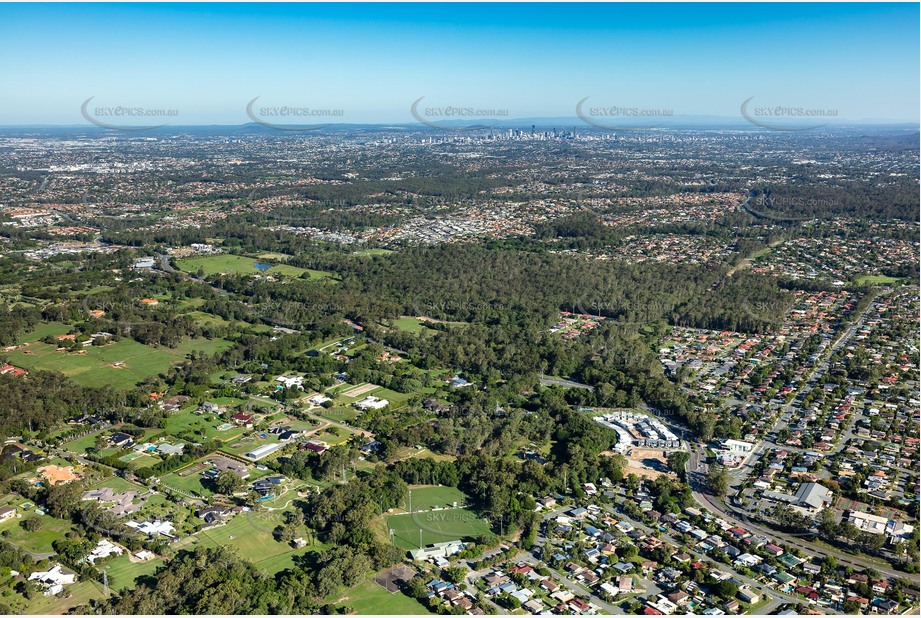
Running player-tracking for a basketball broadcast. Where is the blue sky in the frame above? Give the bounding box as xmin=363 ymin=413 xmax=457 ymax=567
xmin=0 ymin=2 xmax=917 ymax=125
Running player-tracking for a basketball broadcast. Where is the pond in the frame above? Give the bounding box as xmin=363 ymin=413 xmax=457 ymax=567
xmin=253 ymin=262 xmax=273 ymax=271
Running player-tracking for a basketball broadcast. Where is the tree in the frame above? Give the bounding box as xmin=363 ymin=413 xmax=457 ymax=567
xmin=706 ymin=464 xmax=730 ymax=497
xmin=667 ymin=451 xmax=690 ymax=479
xmin=817 ymin=508 xmax=839 ymax=539
xmin=712 ymin=580 xmax=738 ymax=599
xmin=94 ymin=435 xmax=108 ymax=452
xmin=214 ymin=470 xmax=242 ymax=495
xmin=444 ymin=565 xmax=467 ymax=584
xmin=43 ymin=482 xmax=83 ymax=519
xmin=20 ymin=517 xmax=41 ymax=532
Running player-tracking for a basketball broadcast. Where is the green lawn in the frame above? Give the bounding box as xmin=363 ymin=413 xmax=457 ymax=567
xmin=102 ymin=553 xmax=165 ymax=591
xmin=171 ymin=511 xmax=317 ymax=575
xmin=88 ymin=475 xmax=144 ymax=493
xmin=0 ymin=511 xmax=76 ymax=555
xmin=15 ymin=321 xmax=71 ymax=342
xmin=853 ymin=274 xmax=900 ymax=285
xmin=183 ymin=310 xmax=232 ymax=327
xmin=7 ymin=330 xmax=233 ymax=389
xmin=62 ymin=431 xmax=107 ymax=455
xmin=388 ymin=317 xmax=436 ymax=335
xmin=164 ymin=409 xmax=247 ymax=442
xmin=158 ymin=469 xmax=213 ymax=498
xmin=337 ymin=578 xmax=432 ymax=615
xmin=404 ymin=486 xmax=468 ymax=511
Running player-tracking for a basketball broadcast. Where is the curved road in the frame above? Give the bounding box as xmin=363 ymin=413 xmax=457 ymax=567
xmin=688 ymin=447 xmax=918 ymax=585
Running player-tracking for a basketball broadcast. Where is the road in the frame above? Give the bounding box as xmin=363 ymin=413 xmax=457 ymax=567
xmin=680 ymin=294 xmax=920 ymax=585
xmin=597 ymin=494 xmax=836 ymax=614
xmin=688 ymin=447 xmax=917 ymax=585
xmin=519 ymin=551 xmax=625 ymax=614
xmin=728 ymin=295 xmax=880 ymax=487
xmin=156 ymin=253 xmax=227 ymax=296
xmin=540 ymin=377 xmax=595 ymax=391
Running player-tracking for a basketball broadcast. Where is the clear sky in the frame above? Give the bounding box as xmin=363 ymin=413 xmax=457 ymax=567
xmin=0 ymin=2 xmax=917 ymax=125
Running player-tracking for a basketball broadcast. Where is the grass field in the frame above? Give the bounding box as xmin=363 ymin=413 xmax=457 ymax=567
xmin=171 ymin=511 xmax=319 ymax=575
xmin=7 ymin=328 xmax=233 ymax=389
xmin=62 ymin=431 xmax=107 ymax=455
xmin=337 ymin=578 xmax=432 ymax=615
xmin=102 ymin=553 xmax=165 ymax=591
xmin=0 ymin=512 xmax=76 ymax=555
xmin=88 ymin=475 xmax=144 ymax=493
xmin=386 ymin=508 xmax=491 ymax=550
xmin=853 ymin=274 xmax=901 ymax=285
xmin=159 ymin=468 xmax=213 ymax=498
xmin=255 ymin=252 xmax=294 ymax=261
xmin=176 ymin=254 xmax=331 ymax=280
xmin=388 ymin=317 xmax=436 ymax=335
xmin=352 ymin=248 xmax=394 ymax=257
xmin=384 ymin=485 xmax=488 ymax=549
xmin=406 ymin=486 xmax=468 ymax=511
xmin=164 ymin=410 xmax=248 ymax=442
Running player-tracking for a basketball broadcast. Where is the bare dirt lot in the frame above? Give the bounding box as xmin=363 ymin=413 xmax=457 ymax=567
xmin=605 ymin=448 xmax=675 ymax=480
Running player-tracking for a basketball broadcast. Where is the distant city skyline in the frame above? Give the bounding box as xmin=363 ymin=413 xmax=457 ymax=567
xmin=0 ymin=2 xmax=917 ymax=126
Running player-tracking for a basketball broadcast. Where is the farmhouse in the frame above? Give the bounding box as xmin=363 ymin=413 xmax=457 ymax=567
xmin=157 ymin=443 xmax=185 ymax=456
xmin=126 ymin=520 xmax=176 ymax=539
xmin=302 ymin=441 xmax=328 ymax=454
xmin=29 ymin=564 xmax=76 ymax=596
xmin=0 ymin=506 xmax=17 ymax=521
xmin=85 ymin=539 xmax=123 ymax=563
xmin=276 ymin=375 xmax=304 ymax=389
xmin=354 ymin=396 xmax=389 ymax=411
xmin=109 ymin=432 xmax=135 ymax=448
xmin=231 ymin=411 xmax=255 ymax=428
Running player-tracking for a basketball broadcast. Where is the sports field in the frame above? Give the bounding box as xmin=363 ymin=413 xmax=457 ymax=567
xmin=385 ymin=508 xmax=491 ymax=549
xmin=406 ymin=486 xmax=467 ymax=511
xmin=384 ymin=485 xmax=488 ymax=549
